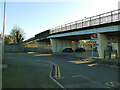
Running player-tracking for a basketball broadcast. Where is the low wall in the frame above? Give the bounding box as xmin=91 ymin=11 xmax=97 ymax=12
xmin=24 ymin=47 xmax=52 ymax=53
xmin=5 ymin=45 xmax=52 ymax=53
xmin=5 ymin=45 xmax=24 ymax=53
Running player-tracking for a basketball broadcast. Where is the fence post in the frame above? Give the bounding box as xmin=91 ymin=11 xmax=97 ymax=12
xmin=82 ymin=19 xmax=84 ymax=28
xmin=118 ymin=9 xmax=120 ymax=20
xmin=111 ymin=11 xmax=113 ymax=22
xmin=99 ymin=15 xmax=101 ymax=24
xmin=75 ymin=21 xmax=77 ymax=29
xmin=61 ymin=25 xmax=62 ymax=32
xmin=89 ymin=17 xmax=91 ymax=26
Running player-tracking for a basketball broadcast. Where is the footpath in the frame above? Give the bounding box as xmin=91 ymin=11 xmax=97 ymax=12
xmin=90 ymin=57 xmax=120 ymax=68
xmin=62 ymin=52 xmax=120 ymax=68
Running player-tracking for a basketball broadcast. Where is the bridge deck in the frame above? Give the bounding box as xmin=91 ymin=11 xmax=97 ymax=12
xmin=50 ymin=9 xmax=120 ymax=35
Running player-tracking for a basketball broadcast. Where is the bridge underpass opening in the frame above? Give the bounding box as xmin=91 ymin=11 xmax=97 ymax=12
xmin=50 ymin=31 xmax=120 ymax=59
xmin=50 ymin=34 xmax=99 ymax=58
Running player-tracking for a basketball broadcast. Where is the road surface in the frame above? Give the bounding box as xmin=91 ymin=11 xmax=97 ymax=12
xmin=31 ymin=53 xmax=119 ymax=89
xmin=3 ymin=53 xmax=119 ymax=89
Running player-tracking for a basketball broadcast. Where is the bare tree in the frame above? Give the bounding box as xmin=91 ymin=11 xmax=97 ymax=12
xmin=5 ymin=26 xmax=25 ymax=44
xmin=5 ymin=35 xmax=13 ymax=44
xmin=10 ymin=26 xmax=25 ymax=44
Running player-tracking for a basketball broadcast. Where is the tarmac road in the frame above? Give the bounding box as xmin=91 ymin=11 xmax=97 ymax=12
xmin=33 ymin=53 xmax=119 ymax=89
xmin=3 ymin=53 xmax=119 ymax=89
xmin=2 ymin=53 xmax=60 ymax=88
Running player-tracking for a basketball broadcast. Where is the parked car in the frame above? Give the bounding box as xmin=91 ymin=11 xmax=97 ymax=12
xmin=63 ymin=48 xmax=73 ymax=52
xmin=75 ymin=48 xmax=85 ymax=52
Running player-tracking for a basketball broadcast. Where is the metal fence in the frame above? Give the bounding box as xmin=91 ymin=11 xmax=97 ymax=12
xmin=50 ymin=9 xmax=120 ymax=34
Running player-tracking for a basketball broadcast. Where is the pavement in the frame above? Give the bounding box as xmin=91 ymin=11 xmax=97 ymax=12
xmin=60 ymin=52 xmax=120 ymax=68
xmin=90 ymin=57 xmax=120 ymax=68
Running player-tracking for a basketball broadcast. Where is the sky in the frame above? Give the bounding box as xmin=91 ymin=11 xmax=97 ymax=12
xmin=0 ymin=0 xmax=120 ymax=40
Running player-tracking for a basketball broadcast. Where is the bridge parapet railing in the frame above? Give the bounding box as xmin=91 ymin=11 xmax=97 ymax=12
xmin=76 ymin=19 xmax=83 ymax=28
xmin=50 ymin=9 xmax=120 ymax=34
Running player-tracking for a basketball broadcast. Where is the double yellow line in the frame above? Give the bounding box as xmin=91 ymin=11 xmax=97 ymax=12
xmin=105 ymin=81 xmax=120 ymax=89
xmin=49 ymin=63 xmax=65 ymax=89
xmin=46 ymin=60 xmax=61 ymax=78
xmin=55 ymin=64 xmax=61 ymax=78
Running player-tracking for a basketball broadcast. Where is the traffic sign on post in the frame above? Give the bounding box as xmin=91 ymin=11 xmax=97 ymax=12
xmin=91 ymin=33 xmax=97 ymax=57
xmin=91 ymin=33 xmax=97 ymax=39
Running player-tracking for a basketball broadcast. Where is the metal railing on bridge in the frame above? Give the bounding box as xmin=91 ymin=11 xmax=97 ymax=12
xmin=50 ymin=9 xmax=120 ymax=34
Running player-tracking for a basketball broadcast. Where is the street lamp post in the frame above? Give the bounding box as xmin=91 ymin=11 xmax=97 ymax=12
xmin=2 ymin=0 xmax=6 ymax=61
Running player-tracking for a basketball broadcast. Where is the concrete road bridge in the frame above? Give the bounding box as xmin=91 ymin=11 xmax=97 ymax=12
xmin=23 ymin=9 xmax=120 ymax=59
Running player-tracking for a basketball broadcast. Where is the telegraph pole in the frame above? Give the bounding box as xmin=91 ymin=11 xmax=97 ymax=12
xmin=2 ymin=0 xmax=6 ymax=60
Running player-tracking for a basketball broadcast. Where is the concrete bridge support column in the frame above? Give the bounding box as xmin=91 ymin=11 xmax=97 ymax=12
xmin=50 ymin=39 xmax=78 ymax=53
xmin=114 ymin=36 xmax=120 ymax=58
xmin=96 ymin=34 xmax=109 ymax=58
xmin=35 ymin=41 xmax=42 ymax=48
xmin=35 ymin=40 xmax=51 ymax=49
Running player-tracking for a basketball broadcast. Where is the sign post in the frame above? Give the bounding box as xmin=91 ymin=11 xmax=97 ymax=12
xmin=91 ymin=33 xmax=97 ymax=57
xmin=92 ymin=40 xmax=93 ymax=57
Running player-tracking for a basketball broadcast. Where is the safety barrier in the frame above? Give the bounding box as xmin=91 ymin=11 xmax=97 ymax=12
xmin=50 ymin=9 xmax=120 ymax=34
